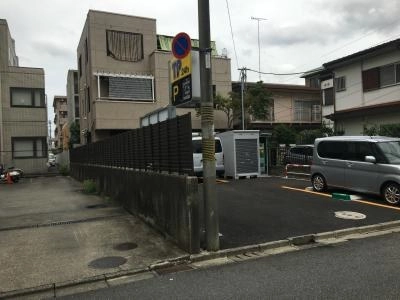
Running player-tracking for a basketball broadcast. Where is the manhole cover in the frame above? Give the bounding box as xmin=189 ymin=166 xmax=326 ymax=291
xmin=334 ymin=211 xmax=366 ymax=220
xmin=114 ymin=242 xmax=138 ymax=251
xmin=88 ymin=256 xmax=127 ymax=269
xmin=86 ymin=204 xmax=108 ymax=209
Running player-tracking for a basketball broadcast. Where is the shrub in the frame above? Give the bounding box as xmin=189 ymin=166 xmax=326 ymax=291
xmin=83 ymin=179 xmax=98 ymax=194
xmin=59 ymin=164 xmax=70 ymax=176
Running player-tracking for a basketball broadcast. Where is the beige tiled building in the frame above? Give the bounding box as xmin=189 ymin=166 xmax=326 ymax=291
xmin=66 ymin=70 xmax=80 ymax=125
xmin=53 ymin=96 xmax=68 ymax=150
xmin=0 ymin=19 xmax=47 ymax=173
xmin=232 ymin=82 xmax=322 ymax=131
xmin=77 ymin=10 xmax=231 ymax=143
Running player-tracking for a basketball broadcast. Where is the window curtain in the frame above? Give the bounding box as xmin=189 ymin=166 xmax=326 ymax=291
xmin=106 ymin=30 xmax=143 ymax=62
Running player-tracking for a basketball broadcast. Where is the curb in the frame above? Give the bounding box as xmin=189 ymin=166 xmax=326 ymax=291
xmin=3 ymin=220 xmax=400 ymax=298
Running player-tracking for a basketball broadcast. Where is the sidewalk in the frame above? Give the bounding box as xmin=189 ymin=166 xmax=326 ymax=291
xmin=0 ymin=176 xmax=186 ymax=297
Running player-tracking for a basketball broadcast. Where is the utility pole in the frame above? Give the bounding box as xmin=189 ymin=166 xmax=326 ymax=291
xmin=251 ymin=17 xmax=267 ymax=81
xmin=239 ymin=67 xmax=247 ymax=130
xmin=48 ymin=120 xmax=52 ymax=150
xmin=198 ymin=0 xmax=219 ymax=251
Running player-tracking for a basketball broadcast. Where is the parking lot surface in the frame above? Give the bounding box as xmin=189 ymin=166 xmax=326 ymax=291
xmin=214 ymin=177 xmax=400 ymax=249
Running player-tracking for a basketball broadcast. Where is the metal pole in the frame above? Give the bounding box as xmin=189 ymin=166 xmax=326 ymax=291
xmin=198 ymin=0 xmax=219 ymax=251
xmin=251 ymin=17 xmax=267 ymax=81
xmin=257 ymin=21 xmax=260 ymax=81
xmin=240 ymin=68 xmax=245 ymax=130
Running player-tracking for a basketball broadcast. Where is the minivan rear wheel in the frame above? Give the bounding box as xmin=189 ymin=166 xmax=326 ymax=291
xmin=312 ymin=174 xmax=327 ymax=192
xmin=383 ymin=183 xmax=400 ymax=205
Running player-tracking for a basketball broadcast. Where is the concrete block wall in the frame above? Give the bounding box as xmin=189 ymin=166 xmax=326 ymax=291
xmin=70 ymin=164 xmax=200 ymax=254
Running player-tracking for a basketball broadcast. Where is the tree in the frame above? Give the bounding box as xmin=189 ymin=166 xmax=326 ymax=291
xmin=196 ymin=81 xmax=273 ymax=129
xmin=214 ymin=93 xmax=236 ymax=128
xmin=244 ymin=81 xmax=273 ymax=122
xmin=195 ymin=93 xmax=238 ymax=129
xmin=272 ymin=124 xmax=297 ymax=146
xmin=69 ymin=121 xmax=80 ymax=148
xmin=298 ymin=121 xmax=335 ymax=144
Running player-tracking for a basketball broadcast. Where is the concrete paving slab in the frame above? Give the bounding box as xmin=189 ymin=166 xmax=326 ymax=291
xmin=0 ymin=176 xmax=186 ymax=295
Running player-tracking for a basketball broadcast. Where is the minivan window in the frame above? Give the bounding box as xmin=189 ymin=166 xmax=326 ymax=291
xmin=376 ymin=141 xmax=400 ymax=164
xmin=192 ymin=139 xmax=222 ymax=154
xmin=344 ymin=142 xmax=375 ymax=161
xmin=317 ymin=141 xmax=347 ymax=159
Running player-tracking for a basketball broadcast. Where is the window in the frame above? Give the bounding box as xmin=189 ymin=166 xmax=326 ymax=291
xmin=265 ymin=100 xmax=274 ymax=121
xmin=10 ymin=88 xmax=45 ymax=107
xmin=323 ymin=88 xmax=334 ymax=106
xmin=99 ymin=76 xmax=154 ymax=101
xmin=344 ymin=142 xmax=374 ymax=161
xmin=362 ymin=67 xmax=380 ymax=91
xmin=309 ymin=77 xmax=320 ymax=88
xmin=12 ymin=137 xmax=46 ymax=158
xmin=86 ymin=87 xmax=90 ymax=112
xmin=74 ymin=95 xmax=79 ymax=117
xmin=78 ymin=55 xmax=82 ymax=77
xmin=73 ymin=72 xmax=78 ymax=93
xmin=84 ymin=38 xmax=88 ymax=64
xmin=380 ymin=64 xmax=395 ymax=87
xmin=317 ymin=141 xmax=347 ymax=159
xmin=106 ymin=30 xmax=143 ymax=62
xmin=294 ymin=100 xmax=320 ymax=122
xmin=335 ymin=76 xmax=346 ymax=92
xmin=397 ymin=64 xmax=400 ymax=83
xmin=362 ymin=63 xmax=400 ymax=91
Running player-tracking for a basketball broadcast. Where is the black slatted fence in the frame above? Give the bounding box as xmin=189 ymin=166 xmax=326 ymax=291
xmin=70 ymin=114 xmax=194 ymax=175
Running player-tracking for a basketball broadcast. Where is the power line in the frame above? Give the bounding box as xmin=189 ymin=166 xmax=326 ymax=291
xmin=247 ymin=68 xmax=307 ymax=76
xmin=225 ymin=0 xmax=239 ymax=69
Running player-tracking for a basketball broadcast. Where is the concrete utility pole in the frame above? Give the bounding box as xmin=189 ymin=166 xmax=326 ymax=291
xmin=198 ymin=0 xmax=219 ymax=251
xmin=251 ymin=17 xmax=267 ymax=81
xmin=239 ymin=67 xmax=247 ymax=130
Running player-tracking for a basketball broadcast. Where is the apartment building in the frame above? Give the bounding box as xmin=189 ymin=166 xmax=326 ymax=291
xmin=232 ymin=82 xmax=322 ymax=131
xmin=53 ymin=96 xmax=68 ymax=150
xmin=77 ymin=10 xmax=231 ymax=143
xmin=66 ymin=70 xmax=80 ymax=125
xmin=303 ymin=38 xmax=400 ymax=135
xmin=0 ymin=19 xmax=47 ymax=174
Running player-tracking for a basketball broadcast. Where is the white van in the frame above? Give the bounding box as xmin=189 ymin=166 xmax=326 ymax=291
xmin=192 ymin=135 xmax=224 ymax=177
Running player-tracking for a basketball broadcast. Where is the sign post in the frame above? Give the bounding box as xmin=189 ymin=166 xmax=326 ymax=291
xmin=170 ymin=32 xmax=193 ymax=106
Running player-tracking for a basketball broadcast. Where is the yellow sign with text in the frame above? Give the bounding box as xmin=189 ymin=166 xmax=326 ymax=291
xmin=170 ymin=52 xmax=192 ymax=84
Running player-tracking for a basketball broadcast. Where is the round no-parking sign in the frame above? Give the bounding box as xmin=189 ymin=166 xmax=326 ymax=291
xmin=172 ymin=32 xmax=191 ymax=59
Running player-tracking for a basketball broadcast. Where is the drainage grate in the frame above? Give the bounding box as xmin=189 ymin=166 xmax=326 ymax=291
xmin=86 ymin=204 xmax=108 ymax=209
xmin=88 ymin=256 xmax=127 ymax=269
xmin=114 ymin=242 xmax=138 ymax=251
xmin=155 ymin=264 xmax=194 ymax=275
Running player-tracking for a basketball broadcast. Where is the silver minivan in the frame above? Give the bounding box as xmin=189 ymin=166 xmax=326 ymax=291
xmin=311 ymin=136 xmax=400 ymax=205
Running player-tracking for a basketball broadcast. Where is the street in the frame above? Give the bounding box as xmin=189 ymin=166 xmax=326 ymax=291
xmin=62 ymin=231 xmax=400 ymax=299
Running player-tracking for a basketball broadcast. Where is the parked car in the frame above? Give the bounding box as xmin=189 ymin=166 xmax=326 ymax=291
xmin=48 ymin=153 xmax=56 ymax=166
xmin=282 ymin=145 xmax=314 ymax=165
xmin=192 ymin=135 xmax=224 ymax=177
xmin=311 ymin=136 xmax=400 ymax=205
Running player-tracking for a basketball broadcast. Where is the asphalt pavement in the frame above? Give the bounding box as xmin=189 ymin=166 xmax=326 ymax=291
xmin=61 ymin=231 xmax=400 ymax=299
xmin=213 ymin=176 xmax=400 ymax=249
xmin=2 ymin=175 xmax=400 ymax=298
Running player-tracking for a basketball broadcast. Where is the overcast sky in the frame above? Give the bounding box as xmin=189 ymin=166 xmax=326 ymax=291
xmin=1 ymin=0 xmax=399 ymax=123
